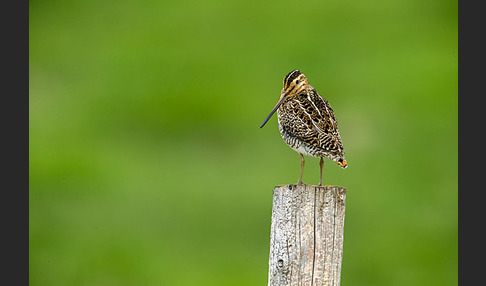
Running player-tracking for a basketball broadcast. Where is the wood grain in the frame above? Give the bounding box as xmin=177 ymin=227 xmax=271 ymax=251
xmin=267 ymin=184 xmax=347 ymax=286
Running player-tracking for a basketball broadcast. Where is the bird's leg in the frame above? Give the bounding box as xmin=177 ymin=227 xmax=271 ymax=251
xmin=297 ymin=153 xmax=305 ymax=185
xmin=318 ymin=157 xmax=324 ymax=186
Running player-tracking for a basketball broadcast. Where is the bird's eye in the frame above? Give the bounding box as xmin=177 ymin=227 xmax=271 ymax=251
xmin=295 ymin=80 xmax=300 ymax=84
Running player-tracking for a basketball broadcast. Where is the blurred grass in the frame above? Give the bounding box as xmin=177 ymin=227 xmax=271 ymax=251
xmin=30 ymin=0 xmax=457 ymax=285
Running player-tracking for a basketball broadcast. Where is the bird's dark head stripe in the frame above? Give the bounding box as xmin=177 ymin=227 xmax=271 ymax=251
xmin=284 ymin=70 xmax=302 ymax=89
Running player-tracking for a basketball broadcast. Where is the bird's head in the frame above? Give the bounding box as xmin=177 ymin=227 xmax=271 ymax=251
xmin=283 ymin=70 xmax=308 ymax=96
xmin=260 ymin=70 xmax=308 ymax=128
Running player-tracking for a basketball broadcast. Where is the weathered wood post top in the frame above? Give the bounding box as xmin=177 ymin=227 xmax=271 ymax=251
xmin=267 ymin=184 xmax=347 ymax=286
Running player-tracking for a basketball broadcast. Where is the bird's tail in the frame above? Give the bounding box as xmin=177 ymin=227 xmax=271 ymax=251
xmin=336 ymin=157 xmax=348 ymax=169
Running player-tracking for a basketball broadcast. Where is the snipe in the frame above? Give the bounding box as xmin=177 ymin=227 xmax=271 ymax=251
xmin=260 ymin=70 xmax=347 ymax=186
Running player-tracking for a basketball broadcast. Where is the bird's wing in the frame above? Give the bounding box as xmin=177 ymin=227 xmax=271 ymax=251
xmin=293 ymin=89 xmax=345 ymax=154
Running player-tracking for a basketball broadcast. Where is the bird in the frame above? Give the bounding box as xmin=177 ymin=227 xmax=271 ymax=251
xmin=260 ymin=70 xmax=347 ymax=186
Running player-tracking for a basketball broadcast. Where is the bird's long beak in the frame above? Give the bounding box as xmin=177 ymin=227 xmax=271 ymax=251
xmin=260 ymin=92 xmax=288 ymax=128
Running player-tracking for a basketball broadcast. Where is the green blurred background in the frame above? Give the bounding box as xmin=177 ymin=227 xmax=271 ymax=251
xmin=29 ymin=0 xmax=457 ymax=285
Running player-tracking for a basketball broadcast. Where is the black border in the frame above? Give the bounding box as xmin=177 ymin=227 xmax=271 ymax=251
xmin=3 ymin=1 xmax=29 ymax=284
xmin=458 ymin=1 xmax=482 ymax=285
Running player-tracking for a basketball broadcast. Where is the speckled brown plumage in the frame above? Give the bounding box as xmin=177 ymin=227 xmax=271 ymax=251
xmin=260 ymin=70 xmax=347 ymax=185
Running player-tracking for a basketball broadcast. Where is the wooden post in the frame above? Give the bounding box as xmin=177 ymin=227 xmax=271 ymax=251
xmin=267 ymin=184 xmax=347 ymax=286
